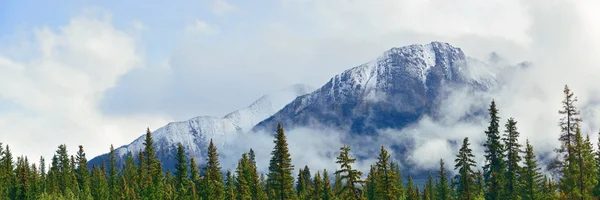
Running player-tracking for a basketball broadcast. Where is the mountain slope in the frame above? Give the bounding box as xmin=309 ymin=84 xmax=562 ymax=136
xmin=253 ymin=42 xmax=499 ymax=135
xmin=89 ymin=84 xmax=314 ymax=167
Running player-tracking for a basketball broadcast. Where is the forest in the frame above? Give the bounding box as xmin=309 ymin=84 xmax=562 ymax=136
xmin=0 ymin=85 xmax=598 ymax=200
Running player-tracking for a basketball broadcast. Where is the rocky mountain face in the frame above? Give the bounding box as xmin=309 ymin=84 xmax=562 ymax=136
xmin=253 ymin=42 xmax=499 ymax=135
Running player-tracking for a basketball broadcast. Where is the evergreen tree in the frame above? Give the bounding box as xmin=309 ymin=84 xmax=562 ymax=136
xmin=482 ymin=100 xmax=506 ymax=200
xmin=594 ymin=132 xmax=600 ymax=198
xmin=436 ymin=159 xmax=451 ymax=200
xmin=391 ymin=162 xmax=405 ymax=199
xmin=322 ymin=169 xmax=334 ymax=200
xmin=141 ymin=127 xmax=164 ymax=199
xmin=312 ymin=171 xmax=323 ymax=200
xmin=415 ymin=185 xmax=420 ymax=200
xmin=267 ymin=123 xmax=296 ymax=200
xmin=366 ymin=165 xmax=377 ymax=200
xmin=0 ymin=144 xmax=15 ymax=198
xmin=555 ymin=85 xmax=582 ymax=198
xmin=174 ymin=143 xmax=191 ymax=199
xmin=189 ymin=157 xmax=201 ymax=199
xmin=75 ymin=145 xmax=91 ymax=199
xmin=406 ymin=174 xmax=417 ymax=200
xmin=224 ymin=170 xmax=235 ymax=200
xmin=519 ymin=140 xmax=543 ymax=200
xmin=108 ymin=144 xmax=118 ymax=200
xmin=455 ymin=137 xmax=477 ymax=200
xmin=570 ymin=129 xmax=597 ymax=200
xmin=91 ymin=165 xmax=109 ymax=200
xmin=55 ymin=144 xmax=75 ymax=197
xmin=375 ymin=145 xmax=397 ymax=200
xmin=204 ymin=139 xmax=225 ymax=200
xmin=333 ymin=173 xmax=342 ymax=198
xmin=121 ymin=152 xmax=138 ymax=199
xmin=335 ymin=145 xmax=364 ymax=200
xmin=503 ymin=118 xmax=522 ymax=199
xmin=15 ymin=156 xmax=31 ymax=200
xmin=297 ymin=168 xmax=309 ymax=199
xmin=29 ymin=163 xmax=40 ymax=199
xmin=39 ymin=156 xmax=46 ymax=194
xmin=247 ymin=148 xmax=268 ymax=200
xmin=425 ymin=173 xmax=435 ymax=200
xmin=236 ymin=154 xmax=252 ymax=200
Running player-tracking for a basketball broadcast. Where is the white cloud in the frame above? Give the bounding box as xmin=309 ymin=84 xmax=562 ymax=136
xmin=0 ymin=16 xmax=170 ymax=161
xmin=212 ymin=0 xmax=237 ymax=15
xmin=186 ymin=19 xmax=219 ymax=35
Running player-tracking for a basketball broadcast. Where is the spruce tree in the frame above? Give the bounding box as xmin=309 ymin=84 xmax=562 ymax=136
xmin=375 ymin=145 xmax=397 ymax=200
xmin=267 ymin=123 xmax=296 ymax=200
xmin=312 ymin=171 xmax=323 ymax=200
xmin=425 ymin=173 xmax=435 ymax=200
xmin=121 ymin=152 xmax=138 ymax=199
xmin=436 ymin=159 xmax=451 ymax=200
xmin=225 ymin=170 xmax=236 ymax=200
xmin=366 ymin=165 xmax=377 ymax=200
xmin=91 ymin=165 xmax=109 ymax=200
xmin=236 ymin=153 xmax=252 ymax=200
xmin=482 ymin=100 xmax=506 ymax=200
xmin=248 ymin=148 xmax=267 ymax=200
xmin=503 ymin=118 xmax=522 ymax=199
xmin=108 ymin=144 xmax=118 ymax=200
xmin=594 ymin=132 xmax=600 ymax=198
xmin=335 ymin=145 xmax=364 ymax=200
xmin=189 ymin=157 xmax=201 ymax=199
xmin=174 ymin=143 xmax=191 ymax=199
xmin=297 ymin=168 xmax=309 ymax=199
xmin=519 ymin=139 xmax=543 ymax=200
xmin=415 ymin=185 xmax=420 ymax=200
xmin=15 ymin=156 xmax=30 ymax=200
xmin=322 ymin=169 xmax=334 ymax=200
xmin=406 ymin=174 xmax=417 ymax=200
xmin=455 ymin=137 xmax=477 ymax=200
xmin=39 ymin=156 xmax=46 ymax=194
xmin=391 ymin=162 xmax=405 ymax=199
xmin=555 ymin=85 xmax=581 ymax=198
xmin=204 ymin=139 xmax=225 ymax=199
xmin=75 ymin=145 xmax=91 ymax=199
xmin=333 ymin=173 xmax=342 ymax=198
xmin=142 ymin=127 xmax=163 ymax=199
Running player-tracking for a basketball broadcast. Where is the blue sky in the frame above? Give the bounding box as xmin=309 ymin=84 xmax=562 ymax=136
xmin=1 ymin=0 xmax=600 ymax=163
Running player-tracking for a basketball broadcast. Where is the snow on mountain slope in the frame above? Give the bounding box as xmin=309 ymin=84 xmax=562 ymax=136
xmin=91 ymin=84 xmax=314 ymax=166
xmin=223 ymin=84 xmax=314 ymax=132
xmin=253 ymin=41 xmax=500 ymax=134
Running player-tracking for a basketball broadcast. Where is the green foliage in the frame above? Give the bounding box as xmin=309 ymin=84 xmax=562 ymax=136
xmin=374 ymin=145 xmax=398 ymax=200
xmin=482 ymin=100 xmax=506 ymax=200
xmin=455 ymin=137 xmax=477 ymax=200
xmin=267 ymin=123 xmax=296 ymax=200
xmin=322 ymin=169 xmax=334 ymax=200
xmin=335 ymin=145 xmax=364 ymax=200
xmin=236 ymin=154 xmax=252 ymax=200
xmin=519 ymin=140 xmax=543 ymax=200
xmin=503 ymin=118 xmax=522 ymax=199
xmin=108 ymin=144 xmax=119 ymax=200
xmin=75 ymin=145 xmax=91 ymax=198
xmin=406 ymin=174 xmax=417 ymax=200
xmin=225 ymin=170 xmax=236 ymax=200
xmin=174 ymin=143 xmax=192 ymax=199
xmin=435 ymin=159 xmax=451 ymax=200
xmin=90 ymin=165 xmax=109 ymax=200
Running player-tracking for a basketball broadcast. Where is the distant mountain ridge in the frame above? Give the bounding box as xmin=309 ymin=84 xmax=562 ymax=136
xmin=89 ymin=84 xmax=314 ymax=167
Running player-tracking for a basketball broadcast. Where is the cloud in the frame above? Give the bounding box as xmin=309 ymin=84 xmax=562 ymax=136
xmin=212 ymin=0 xmax=237 ymax=15
xmin=186 ymin=19 xmax=219 ymax=35
xmin=0 ymin=15 xmax=171 ymax=161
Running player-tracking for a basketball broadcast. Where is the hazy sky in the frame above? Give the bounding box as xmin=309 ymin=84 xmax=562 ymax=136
xmin=1 ymin=0 xmax=600 ymax=165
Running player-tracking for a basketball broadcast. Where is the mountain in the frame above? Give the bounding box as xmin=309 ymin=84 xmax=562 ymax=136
xmin=88 ymin=84 xmax=314 ymax=167
xmin=253 ymin=42 xmax=499 ymax=135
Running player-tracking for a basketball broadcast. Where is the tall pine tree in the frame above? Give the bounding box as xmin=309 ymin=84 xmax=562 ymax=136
xmin=267 ymin=123 xmax=296 ymax=200
xmin=436 ymin=159 xmax=451 ymax=200
xmin=519 ymin=139 xmax=543 ymax=200
xmin=335 ymin=145 xmax=364 ymax=200
xmin=503 ymin=118 xmax=522 ymax=199
xmin=375 ymin=145 xmax=397 ymax=200
xmin=482 ymin=100 xmax=506 ymax=200
xmin=455 ymin=137 xmax=477 ymax=200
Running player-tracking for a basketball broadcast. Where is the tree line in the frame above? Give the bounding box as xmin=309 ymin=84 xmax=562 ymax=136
xmin=0 ymin=85 xmax=599 ymax=199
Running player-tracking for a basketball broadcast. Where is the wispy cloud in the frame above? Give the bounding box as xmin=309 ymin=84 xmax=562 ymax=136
xmin=212 ymin=0 xmax=237 ymax=15
xmin=186 ymin=19 xmax=219 ymax=35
